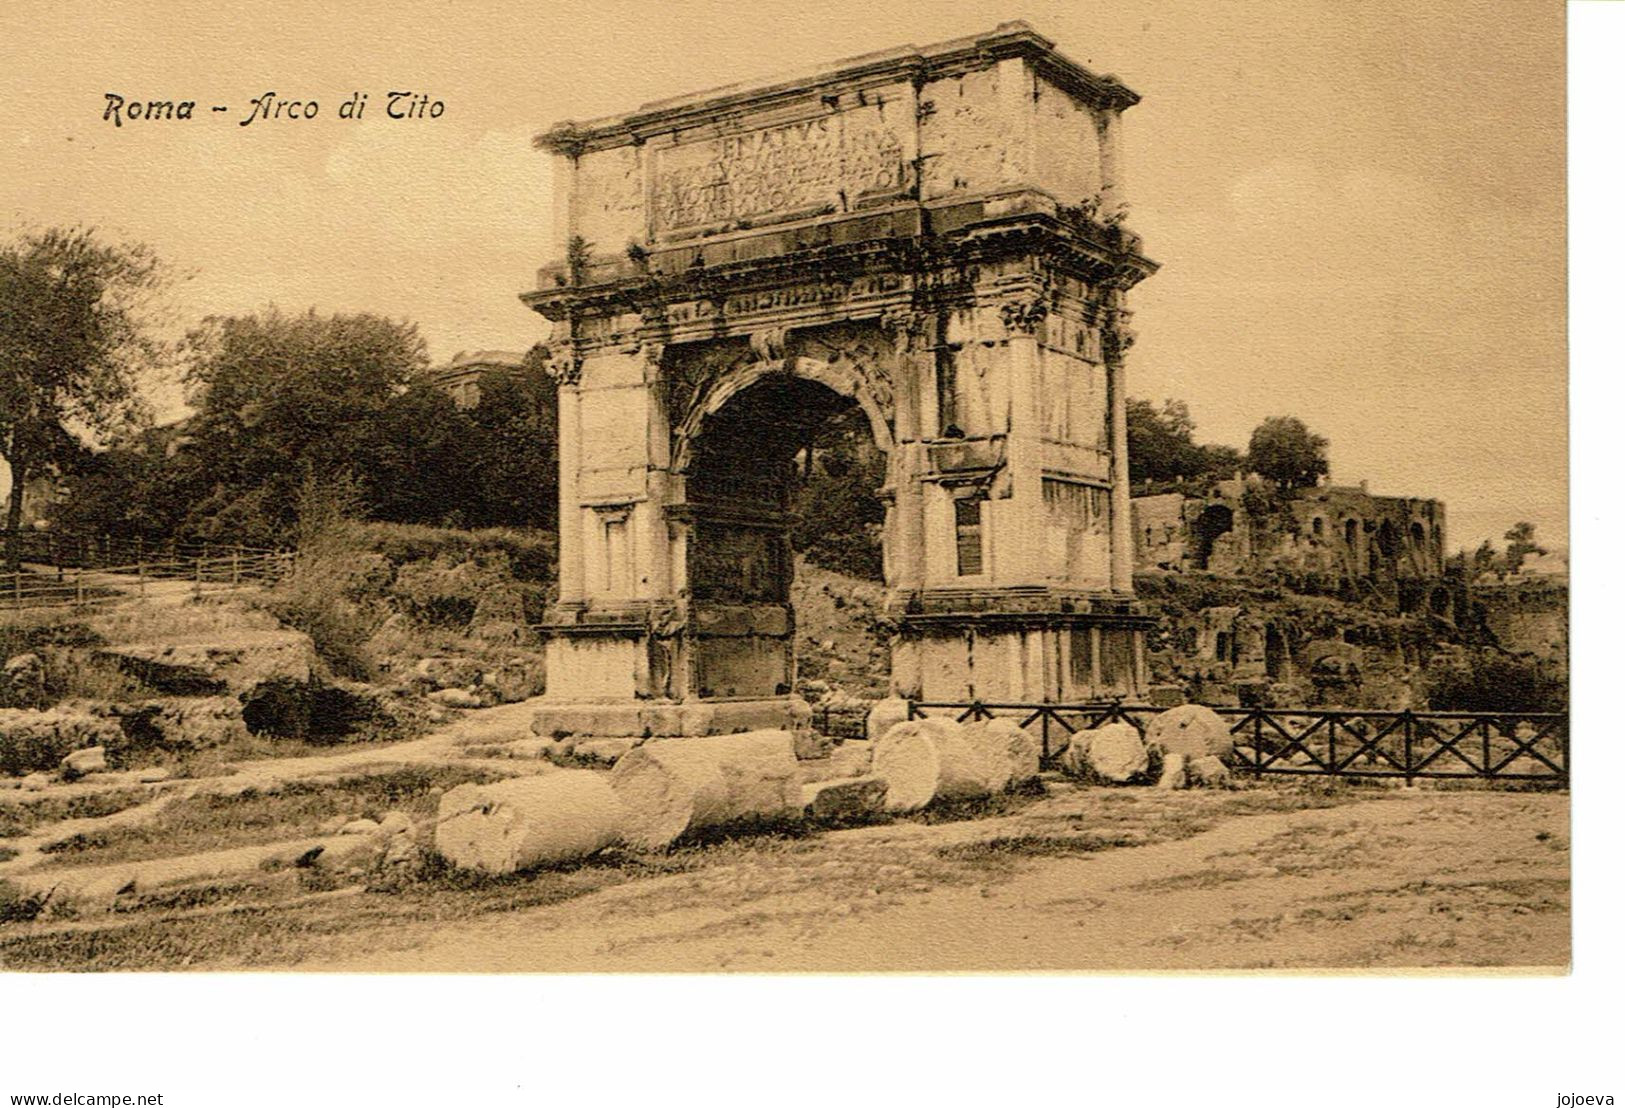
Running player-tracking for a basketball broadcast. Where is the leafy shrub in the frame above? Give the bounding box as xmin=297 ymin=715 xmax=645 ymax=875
xmin=1424 ymin=650 xmax=1566 ymax=714
xmin=343 ymin=521 xmax=555 ymax=585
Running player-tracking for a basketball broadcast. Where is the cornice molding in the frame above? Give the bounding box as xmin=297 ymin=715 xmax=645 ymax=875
xmin=535 ymin=23 xmax=1139 ymax=157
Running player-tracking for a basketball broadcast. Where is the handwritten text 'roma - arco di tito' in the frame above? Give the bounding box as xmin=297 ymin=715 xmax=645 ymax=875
xmin=101 ymin=91 xmax=445 ymax=128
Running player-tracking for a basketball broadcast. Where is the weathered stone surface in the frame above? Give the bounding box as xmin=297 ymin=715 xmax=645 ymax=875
xmin=865 ymin=697 xmax=911 ymax=743
xmin=1 ymin=707 xmax=123 ymax=776
xmin=1147 ymin=684 xmax=1185 ymax=708
xmin=309 ymin=834 xmax=385 ymax=876
xmin=831 ymin=740 xmax=874 ymax=778
xmin=377 ymin=810 xmax=413 ymax=836
xmin=412 ymin=656 xmax=482 ymax=692
xmin=1188 ymin=754 xmax=1231 ymax=787
xmin=478 ymin=652 xmax=548 ymax=703
xmin=1056 ymin=731 xmax=1092 ymax=777
xmin=0 ymin=653 xmax=47 ymax=708
xmin=795 ymin=757 xmax=841 ymax=784
xmin=872 ymin=718 xmax=993 ymax=813
xmin=1086 ymin=723 xmax=1149 ymax=783
xmin=961 ymin=718 xmax=1041 ymax=791
xmin=97 ymin=631 xmax=318 ymax=696
xmin=609 ymin=730 xmax=802 ymax=850
xmin=574 ymin=737 xmax=636 ymax=765
xmin=531 ymin=698 xmax=803 ymax=741
xmin=436 ymin=771 xmax=627 ymax=874
xmin=794 ymin=729 xmax=834 ymax=761
xmin=61 ymin=745 xmax=108 ymax=777
xmin=339 ymin=818 xmax=380 ymax=835
xmin=802 ymin=775 xmax=888 ymax=822
xmin=1144 ymin=705 xmax=1234 ymax=760
xmin=1156 ymin=752 xmax=1188 ymax=790
xmin=108 ymin=696 xmax=247 ymax=756
xmin=429 ymin=687 xmax=488 ymax=709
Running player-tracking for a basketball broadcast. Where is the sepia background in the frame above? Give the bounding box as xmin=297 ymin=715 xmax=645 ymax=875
xmin=0 ymin=0 xmax=1601 ymax=1102
xmin=2 ymin=0 xmax=1565 ymax=553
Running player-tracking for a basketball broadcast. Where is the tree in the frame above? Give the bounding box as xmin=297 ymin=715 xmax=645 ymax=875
xmin=0 ymin=227 xmax=169 ymax=567
xmin=1246 ymin=416 xmax=1329 ymax=490
xmin=1126 ymin=397 xmax=1245 ymax=487
xmin=461 ymin=353 xmax=559 ymax=530
xmin=1503 ymin=521 xmax=1546 ymax=573
xmin=790 ymin=406 xmax=887 ymax=580
xmin=366 ymin=381 xmax=480 ymax=527
xmin=1126 ymin=398 xmax=1197 ymax=484
xmin=181 ymin=308 xmax=428 ymax=545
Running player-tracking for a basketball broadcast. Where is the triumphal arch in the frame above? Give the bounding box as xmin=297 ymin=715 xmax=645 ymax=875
xmin=523 ymin=22 xmax=1156 ymax=740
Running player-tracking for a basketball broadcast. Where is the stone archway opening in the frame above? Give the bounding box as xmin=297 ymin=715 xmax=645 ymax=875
xmin=1265 ymin=624 xmax=1288 ymax=680
xmin=680 ymin=368 xmax=887 ymax=701
xmin=1191 ymin=504 xmax=1234 ymax=570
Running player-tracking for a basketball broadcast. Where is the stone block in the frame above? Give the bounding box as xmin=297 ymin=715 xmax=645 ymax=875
xmin=1144 ymin=705 xmax=1234 ymax=760
xmin=865 ymin=697 xmax=911 ymax=743
xmin=61 ymin=745 xmax=109 ymax=778
xmin=1147 ymin=684 xmax=1186 ymax=708
xmin=575 ymin=737 xmax=638 ymax=765
xmin=794 ymin=730 xmax=835 ymax=761
xmin=1084 ymin=723 xmax=1148 ymax=783
xmin=1188 ymin=754 xmax=1231 ymax=787
xmin=1156 ymin=752 xmax=1188 ymax=790
xmin=802 ymin=775 xmax=888 ymax=822
xmin=831 ymin=740 xmax=874 ymax=777
xmin=97 ymin=631 xmax=318 ymax=696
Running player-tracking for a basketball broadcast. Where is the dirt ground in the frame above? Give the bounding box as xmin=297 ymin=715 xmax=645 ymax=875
xmin=329 ymin=788 xmax=1567 ymax=973
xmin=2 ymin=779 xmax=1566 ymax=973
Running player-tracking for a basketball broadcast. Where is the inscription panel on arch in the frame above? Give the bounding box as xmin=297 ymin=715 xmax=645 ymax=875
xmin=651 ymin=105 xmax=910 ymax=238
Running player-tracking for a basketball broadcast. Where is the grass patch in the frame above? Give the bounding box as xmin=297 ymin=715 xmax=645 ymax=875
xmin=86 ymin=599 xmax=284 ymax=646
xmin=36 ymin=765 xmax=511 ymax=868
xmin=897 ymin=779 xmax=1048 ymax=826
xmin=0 ymin=787 xmax=155 ymax=838
xmin=1 ymin=774 xmax=1390 ymax=971
xmin=937 ymin=831 xmax=1143 ymax=862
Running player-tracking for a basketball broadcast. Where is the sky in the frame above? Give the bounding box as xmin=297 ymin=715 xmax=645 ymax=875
xmin=0 ymin=0 xmax=1566 ymax=552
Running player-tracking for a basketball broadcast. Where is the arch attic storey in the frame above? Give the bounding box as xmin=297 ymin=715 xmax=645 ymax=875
xmin=521 ymin=22 xmax=1158 ymax=741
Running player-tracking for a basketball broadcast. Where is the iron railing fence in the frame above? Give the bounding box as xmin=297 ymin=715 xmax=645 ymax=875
xmin=906 ymin=700 xmax=1568 ymax=787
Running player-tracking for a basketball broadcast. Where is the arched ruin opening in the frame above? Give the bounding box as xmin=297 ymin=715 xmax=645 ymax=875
xmin=1429 ymin=586 xmax=1452 ymax=617
xmin=680 ymin=368 xmax=886 ymax=699
xmin=1378 ymin=520 xmax=1400 ymax=558
xmin=1265 ymin=624 xmax=1288 ymax=679
xmin=1191 ymin=504 xmax=1234 ymax=570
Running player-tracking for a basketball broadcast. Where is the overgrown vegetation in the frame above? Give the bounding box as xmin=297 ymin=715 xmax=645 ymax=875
xmin=1423 ymin=650 xmax=1566 ymax=714
xmin=788 ymin=406 xmax=887 ymax=581
xmin=51 ymin=308 xmax=559 ymax=549
xmin=257 ymin=490 xmax=552 ymax=688
xmin=35 ymin=765 xmax=509 ymax=867
xmin=1 ymin=227 xmax=174 ymax=570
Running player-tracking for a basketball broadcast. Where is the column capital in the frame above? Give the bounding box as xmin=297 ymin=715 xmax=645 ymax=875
xmin=999 ymin=295 xmax=1049 ymax=336
xmin=538 ymin=341 xmax=581 ymax=387
xmin=878 ymin=306 xmax=931 ymax=354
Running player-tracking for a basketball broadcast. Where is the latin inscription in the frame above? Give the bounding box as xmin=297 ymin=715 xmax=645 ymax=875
xmin=653 ymin=109 xmax=907 ymax=234
xmin=660 ymin=274 xmax=905 ymax=325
